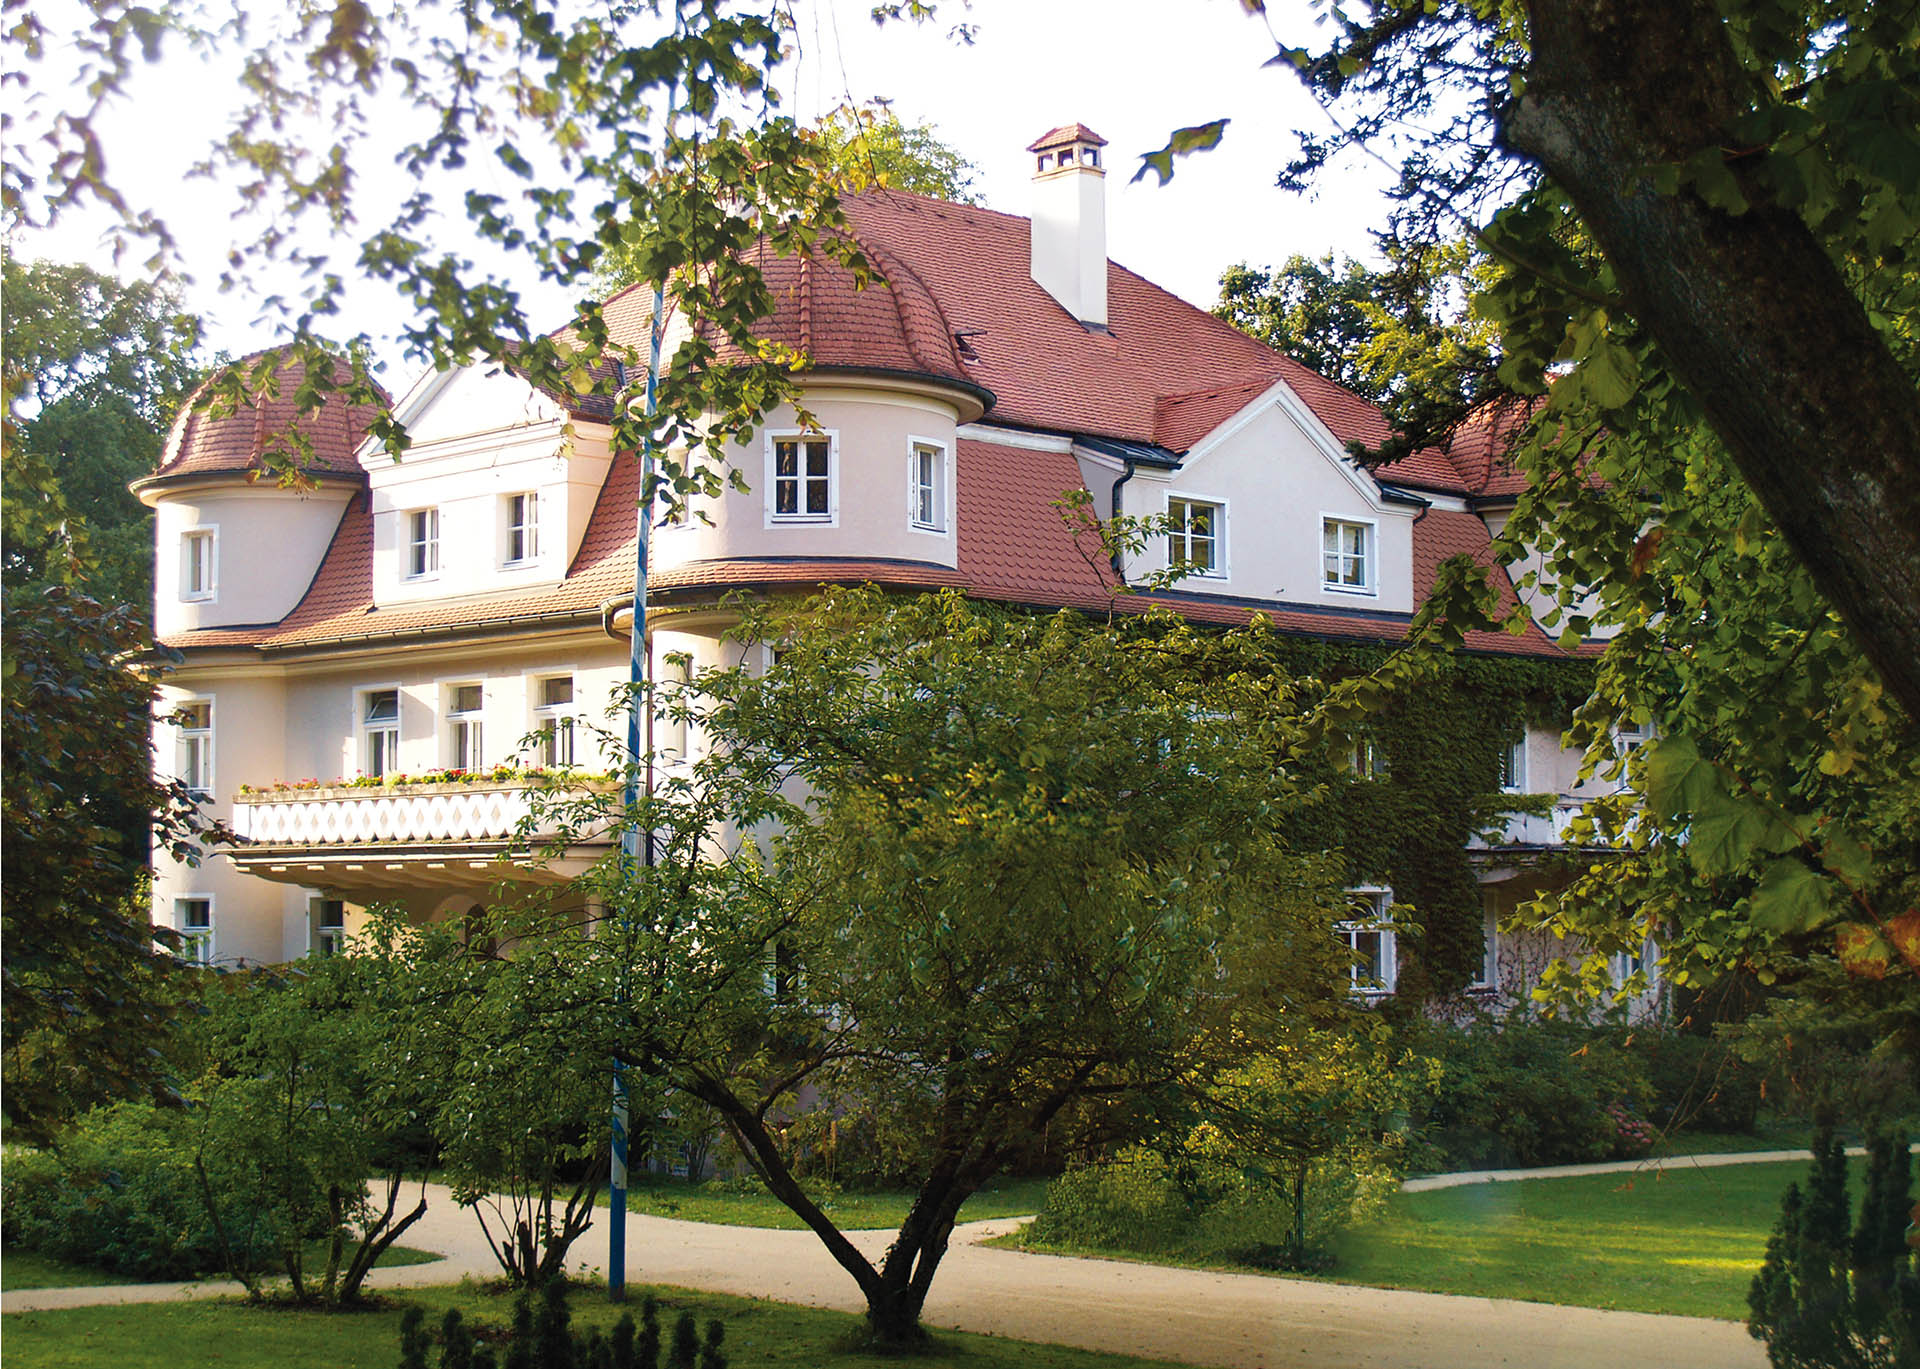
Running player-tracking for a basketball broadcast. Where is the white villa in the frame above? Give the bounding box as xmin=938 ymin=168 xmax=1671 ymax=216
xmin=139 ymin=124 xmax=1633 ymax=998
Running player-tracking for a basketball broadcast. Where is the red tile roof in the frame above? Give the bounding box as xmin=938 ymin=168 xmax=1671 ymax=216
xmin=1443 ymin=395 xmax=1543 ymax=498
xmin=157 ymin=191 xmax=1572 ymax=660
xmin=1028 ymin=124 xmax=1108 ymax=151
xmin=143 ymin=352 xmax=386 ymax=485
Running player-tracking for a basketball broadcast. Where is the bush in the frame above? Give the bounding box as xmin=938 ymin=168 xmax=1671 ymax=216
xmin=2 ymin=1103 xmax=278 ymax=1279
xmin=1026 ymin=1144 xmax=1396 ymax=1272
xmin=1416 ymin=1016 xmax=1654 ymax=1168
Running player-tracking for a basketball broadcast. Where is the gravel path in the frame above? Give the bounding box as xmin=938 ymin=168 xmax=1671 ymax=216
xmin=4 ymin=1167 xmax=1780 ymax=1369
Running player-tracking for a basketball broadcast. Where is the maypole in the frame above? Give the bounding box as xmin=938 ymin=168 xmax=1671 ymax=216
xmin=610 ymin=274 xmax=667 ymax=1304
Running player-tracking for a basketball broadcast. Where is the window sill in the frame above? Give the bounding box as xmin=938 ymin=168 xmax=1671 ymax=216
xmin=767 ymin=515 xmax=835 ymax=527
xmin=1322 ymin=582 xmax=1378 ymax=597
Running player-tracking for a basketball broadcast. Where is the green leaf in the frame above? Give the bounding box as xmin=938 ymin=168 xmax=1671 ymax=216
xmin=1748 ymin=858 xmax=1833 ymax=934
xmin=1689 ymin=786 xmax=1798 ymax=877
xmin=1641 ymin=734 xmax=1717 ymax=820
xmin=1132 ymin=119 xmax=1231 ymax=187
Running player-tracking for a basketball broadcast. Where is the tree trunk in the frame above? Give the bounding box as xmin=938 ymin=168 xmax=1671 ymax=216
xmin=1505 ymin=0 xmax=1920 ymax=720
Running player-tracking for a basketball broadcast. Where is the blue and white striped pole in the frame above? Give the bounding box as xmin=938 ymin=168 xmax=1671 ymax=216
xmin=611 ymin=278 xmax=667 ymax=1303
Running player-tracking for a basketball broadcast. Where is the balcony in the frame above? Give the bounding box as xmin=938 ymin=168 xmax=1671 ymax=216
xmin=1471 ymin=798 xmax=1609 ymax=853
xmin=228 ymin=775 xmax=617 ymax=891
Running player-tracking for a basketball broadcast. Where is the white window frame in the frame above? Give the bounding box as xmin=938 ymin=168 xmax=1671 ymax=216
xmin=180 ymin=526 xmax=218 ymax=602
xmin=502 ymin=492 xmax=540 ymax=566
xmin=1348 ymin=735 xmax=1386 ymax=781
xmin=1613 ymin=715 xmax=1657 ymax=754
xmin=1337 ymin=888 xmax=1397 ymax=998
xmin=906 ymin=436 xmax=951 ymax=535
xmin=1610 ymin=937 xmax=1660 ymax=993
xmin=1470 ymin=893 xmax=1501 ymax=992
xmin=764 ymin=430 xmax=838 ymax=527
xmin=175 ymin=696 xmax=214 ymax=798
xmin=176 ymin=895 xmax=215 ymax=965
xmin=1499 ymin=730 xmax=1529 ymax=793
xmin=405 ymin=508 xmax=441 ymax=581
xmin=1166 ymin=493 xmax=1227 ymax=579
xmin=358 ymin=684 xmax=403 ymax=779
xmin=1321 ymin=514 xmax=1378 ymax=596
xmin=445 ymin=681 xmax=485 ymax=771
xmin=309 ymin=895 xmax=347 ymax=958
xmin=531 ymin=672 xmax=580 ymax=769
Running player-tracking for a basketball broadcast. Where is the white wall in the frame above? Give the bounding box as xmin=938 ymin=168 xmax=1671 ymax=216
xmin=151 ymin=485 xmax=355 ymax=636
xmin=1117 ymin=394 xmax=1417 ymax=614
xmin=652 ymin=384 xmax=963 ymax=573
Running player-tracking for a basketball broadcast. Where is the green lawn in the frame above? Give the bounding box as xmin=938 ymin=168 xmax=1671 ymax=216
xmin=1 ymin=1281 xmax=1182 ymax=1369
xmin=610 ymin=1174 xmax=1049 ymax=1230
xmin=1325 ymin=1157 xmax=1844 ymax=1319
xmin=1009 ymin=1156 xmax=1842 ymax=1321
xmin=2 ymin=1243 xmax=441 ymax=1293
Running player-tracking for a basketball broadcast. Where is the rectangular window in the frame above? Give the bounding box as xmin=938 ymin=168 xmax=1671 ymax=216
xmin=311 ymin=897 xmax=346 ymax=957
xmin=177 ymin=897 xmax=213 ymax=965
xmin=1337 ymin=891 xmax=1396 ymax=996
xmin=505 ymin=493 xmax=539 ymax=564
xmin=535 ymin=675 xmax=577 ymax=768
xmin=182 ymin=530 xmax=216 ymax=601
xmin=1347 ymin=736 xmax=1385 ymax=781
xmin=1471 ymin=895 xmax=1500 ymax=991
xmin=909 ymin=441 xmax=946 ymax=532
xmin=447 ymin=682 xmax=484 ymax=771
xmin=770 ymin=435 xmax=832 ymax=522
xmin=363 ymin=688 xmax=400 ymax=778
xmin=1615 ymin=716 xmax=1655 ymax=753
xmin=1167 ymin=497 xmax=1223 ymax=575
xmin=1322 ymin=517 xmax=1373 ymax=592
xmin=1499 ymin=732 xmax=1528 ymax=792
xmin=407 ymin=509 xmax=440 ymax=579
xmin=177 ymin=700 xmax=213 ymax=797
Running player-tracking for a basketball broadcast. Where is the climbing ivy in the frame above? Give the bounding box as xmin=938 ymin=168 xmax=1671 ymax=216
xmin=1268 ymin=637 xmax=1591 ymax=998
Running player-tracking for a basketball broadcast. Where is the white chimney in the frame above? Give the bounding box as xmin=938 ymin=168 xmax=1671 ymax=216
xmin=1027 ymin=123 xmax=1109 ymax=329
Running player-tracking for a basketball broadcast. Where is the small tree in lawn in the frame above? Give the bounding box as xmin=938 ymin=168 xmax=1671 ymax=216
xmin=521 ymin=587 xmax=1355 ymax=1349
xmin=187 ymin=956 xmax=434 ymax=1304
xmin=1749 ymin=1115 xmax=1919 ymax=1368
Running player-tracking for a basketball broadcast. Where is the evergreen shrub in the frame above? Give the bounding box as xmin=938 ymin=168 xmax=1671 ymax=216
xmin=399 ymin=1288 xmax=728 ymax=1369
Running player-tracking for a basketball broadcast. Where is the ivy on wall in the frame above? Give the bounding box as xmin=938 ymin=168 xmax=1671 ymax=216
xmin=1270 ymin=638 xmax=1593 ymax=998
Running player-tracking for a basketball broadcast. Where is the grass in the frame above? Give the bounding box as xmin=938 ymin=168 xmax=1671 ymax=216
xmin=1009 ymin=1156 xmax=1851 ymax=1321
xmin=609 ymin=1174 xmax=1050 ymax=1230
xmin=1 ymin=1279 xmax=1184 ymax=1369
xmin=1321 ymin=1157 xmax=1860 ymax=1320
xmin=2 ymin=1243 xmax=441 ymax=1293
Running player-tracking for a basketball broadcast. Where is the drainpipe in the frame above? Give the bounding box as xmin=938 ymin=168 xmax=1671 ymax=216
xmin=1109 ymin=456 xmax=1138 ymax=583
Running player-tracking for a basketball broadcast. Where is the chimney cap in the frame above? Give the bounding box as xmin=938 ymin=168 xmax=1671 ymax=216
xmin=1027 ymin=123 xmax=1109 ymax=153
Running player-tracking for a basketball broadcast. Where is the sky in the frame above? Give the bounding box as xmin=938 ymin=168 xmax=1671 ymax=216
xmin=10 ymin=0 xmax=1397 ymax=392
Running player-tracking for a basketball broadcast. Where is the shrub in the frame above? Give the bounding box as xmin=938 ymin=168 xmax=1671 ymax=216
xmin=1416 ymin=1016 xmax=1654 ymax=1168
xmin=2 ymin=1103 xmax=277 ymax=1279
xmin=1749 ymin=1118 xmax=1919 ymax=1368
xmin=1026 ymin=1144 xmax=1396 ymax=1272
xmin=398 ymin=1286 xmax=727 ymax=1369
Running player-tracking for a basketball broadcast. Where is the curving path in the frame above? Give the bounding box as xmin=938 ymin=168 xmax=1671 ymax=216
xmin=3 ymin=1166 xmax=1780 ymax=1369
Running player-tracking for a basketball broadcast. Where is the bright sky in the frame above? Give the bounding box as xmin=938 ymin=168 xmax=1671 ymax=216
xmin=11 ymin=0 xmax=1394 ymax=390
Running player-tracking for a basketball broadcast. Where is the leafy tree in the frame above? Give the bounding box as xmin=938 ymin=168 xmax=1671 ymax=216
xmin=1 ymin=374 xmax=224 ymax=1138
xmin=1215 ymin=238 xmax=1497 ymax=418
xmin=1165 ymin=0 xmax=1920 ymax=720
xmin=811 ymin=103 xmax=979 ymax=202
xmin=456 ymin=587 xmax=1356 ymax=1347
xmin=1749 ymin=1118 xmax=1919 ymax=1368
xmin=2 ymin=256 xmax=202 ymax=614
xmin=187 ymin=959 xmax=434 ymax=1304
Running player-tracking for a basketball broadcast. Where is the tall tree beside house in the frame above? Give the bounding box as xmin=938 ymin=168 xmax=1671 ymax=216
xmin=0 ymin=370 xmax=224 ymax=1139
xmin=812 ymin=104 xmax=980 ymax=202
xmin=1156 ymin=0 xmax=1920 ymax=720
xmin=456 ymin=586 xmax=1357 ymax=1348
xmin=1 ymin=256 xmax=202 ymax=616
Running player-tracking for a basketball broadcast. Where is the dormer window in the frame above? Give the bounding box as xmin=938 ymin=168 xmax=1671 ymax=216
xmin=1322 ymin=517 xmax=1375 ymax=594
xmin=504 ymin=492 xmax=539 ymax=565
xmin=909 ymin=440 xmax=947 ymax=533
xmin=1167 ymin=497 xmax=1224 ymax=577
xmin=181 ymin=528 xmax=216 ymax=601
xmin=407 ymin=509 xmax=440 ymax=580
xmin=768 ymin=433 xmax=835 ymax=525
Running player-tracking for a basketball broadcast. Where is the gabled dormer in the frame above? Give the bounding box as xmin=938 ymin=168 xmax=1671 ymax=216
xmin=364 ymin=363 xmax=615 ymax=607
